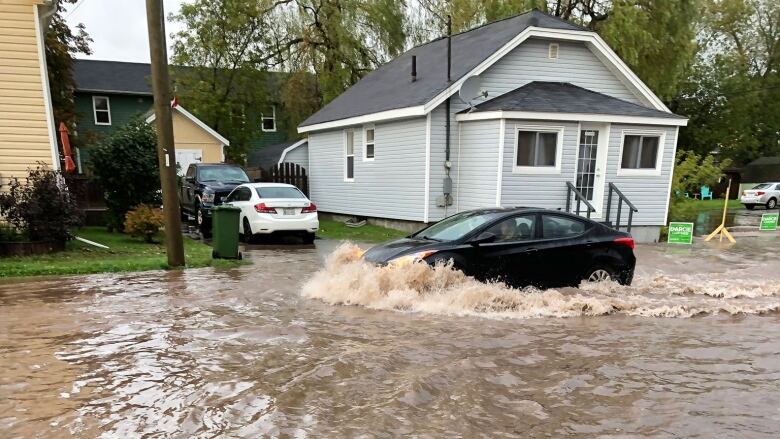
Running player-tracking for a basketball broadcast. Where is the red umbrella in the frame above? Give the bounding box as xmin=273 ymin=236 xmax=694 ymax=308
xmin=58 ymin=122 xmax=76 ymax=173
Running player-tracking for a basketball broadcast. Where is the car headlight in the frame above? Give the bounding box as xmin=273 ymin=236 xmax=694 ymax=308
xmin=387 ymin=250 xmax=438 ymax=267
xmin=201 ymin=192 xmax=215 ymax=204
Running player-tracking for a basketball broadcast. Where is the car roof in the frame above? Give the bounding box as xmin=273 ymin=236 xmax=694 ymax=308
xmin=465 ymin=207 xmax=599 ymax=220
xmin=195 ymin=163 xmax=241 ymax=167
xmin=241 ymin=182 xmax=298 ymax=188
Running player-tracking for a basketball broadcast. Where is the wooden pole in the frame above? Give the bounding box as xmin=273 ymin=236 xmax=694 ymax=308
xmin=704 ymin=177 xmax=736 ymax=243
xmin=145 ymin=0 xmax=185 ymax=266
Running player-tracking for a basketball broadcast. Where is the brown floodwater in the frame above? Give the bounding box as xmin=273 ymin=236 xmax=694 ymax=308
xmin=1 ymin=236 xmax=780 ymax=438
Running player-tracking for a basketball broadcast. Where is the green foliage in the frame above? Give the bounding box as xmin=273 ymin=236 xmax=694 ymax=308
xmin=676 ymin=0 xmax=780 ymax=165
xmin=317 ymin=219 xmax=408 ymax=242
xmin=0 ymin=167 xmax=83 ymax=242
xmin=668 ymin=150 xmax=732 ymax=221
xmin=88 ymin=119 xmax=161 ymax=231
xmin=124 ymin=205 xmax=164 ymax=243
xmin=45 ymin=0 xmax=92 ymax=135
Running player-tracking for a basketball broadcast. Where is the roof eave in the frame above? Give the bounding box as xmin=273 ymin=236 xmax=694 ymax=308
xmin=456 ymin=110 xmax=688 ymax=126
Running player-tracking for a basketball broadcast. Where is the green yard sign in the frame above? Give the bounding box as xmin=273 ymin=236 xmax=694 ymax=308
xmin=760 ymin=213 xmax=779 ymax=231
xmin=668 ymin=222 xmax=694 ymax=244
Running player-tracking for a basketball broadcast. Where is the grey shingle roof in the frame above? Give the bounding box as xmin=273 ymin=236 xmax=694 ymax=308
xmin=465 ymin=81 xmax=686 ymax=118
xmin=74 ymin=60 xmax=153 ymax=94
xmin=247 ymin=141 xmax=306 ymax=170
xmin=299 ymin=10 xmax=586 ymax=127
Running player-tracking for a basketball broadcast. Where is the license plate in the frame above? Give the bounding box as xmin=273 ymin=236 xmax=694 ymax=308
xmin=282 ymin=208 xmax=296 ymax=215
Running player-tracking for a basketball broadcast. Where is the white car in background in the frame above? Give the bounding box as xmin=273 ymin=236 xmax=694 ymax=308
xmin=740 ymin=182 xmax=780 ymax=210
xmin=225 ymin=183 xmax=319 ymax=243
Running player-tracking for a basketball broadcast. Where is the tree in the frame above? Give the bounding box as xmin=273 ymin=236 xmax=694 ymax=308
xmin=45 ymin=0 xmax=92 ymax=131
xmin=88 ymin=119 xmax=161 ymax=231
xmin=676 ymin=0 xmax=780 ymax=165
xmin=170 ymin=0 xmax=280 ymax=163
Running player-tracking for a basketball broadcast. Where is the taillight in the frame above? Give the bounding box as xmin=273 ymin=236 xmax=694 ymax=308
xmin=255 ymin=203 xmax=276 ymax=213
xmin=301 ymin=203 xmax=317 ymax=213
xmin=756 ymin=191 xmax=765 ymax=196
xmin=614 ymin=236 xmax=635 ymax=250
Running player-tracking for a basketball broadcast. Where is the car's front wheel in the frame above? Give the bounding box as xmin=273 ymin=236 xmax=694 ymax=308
xmin=767 ymin=198 xmax=777 ymax=209
xmin=744 ymin=204 xmax=756 ymax=210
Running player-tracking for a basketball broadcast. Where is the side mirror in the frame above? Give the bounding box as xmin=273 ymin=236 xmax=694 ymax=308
xmin=470 ymin=232 xmax=496 ymax=246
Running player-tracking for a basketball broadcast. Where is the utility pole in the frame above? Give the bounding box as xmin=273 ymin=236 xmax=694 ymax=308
xmin=145 ymin=0 xmax=185 ymax=267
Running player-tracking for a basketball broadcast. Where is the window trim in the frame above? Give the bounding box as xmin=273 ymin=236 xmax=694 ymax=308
xmin=617 ymin=129 xmax=666 ymax=176
xmin=344 ymin=129 xmax=355 ymax=182
xmin=363 ymin=124 xmax=375 ymax=161
xmin=512 ymin=124 xmax=564 ymax=175
xmin=261 ymin=106 xmax=276 ymax=132
xmin=92 ymin=96 xmax=111 ymax=126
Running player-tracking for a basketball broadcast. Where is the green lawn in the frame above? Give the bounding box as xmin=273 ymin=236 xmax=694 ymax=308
xmin=668 ymin=198 xmax=743 ymax=222
xmin=317 ymin=219 xmax=409 ymax=243
xmin=0 ymin=227 xmax=239 ymax=278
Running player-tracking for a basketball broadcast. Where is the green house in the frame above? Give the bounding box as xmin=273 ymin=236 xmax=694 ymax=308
xmin=72 ymin=59 xmax=289 ymax=170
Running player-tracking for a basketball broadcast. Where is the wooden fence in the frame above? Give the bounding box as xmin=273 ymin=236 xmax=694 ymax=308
xmin=250 ymin=163 xmax=309 ymax=196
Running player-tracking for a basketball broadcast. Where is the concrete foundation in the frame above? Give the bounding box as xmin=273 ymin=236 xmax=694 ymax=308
xmin=626 ymin=226 xmax=662 ymax=243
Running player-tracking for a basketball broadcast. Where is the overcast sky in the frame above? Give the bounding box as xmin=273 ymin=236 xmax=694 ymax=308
xmin=65 ymin=0 xmax=189 ymax=63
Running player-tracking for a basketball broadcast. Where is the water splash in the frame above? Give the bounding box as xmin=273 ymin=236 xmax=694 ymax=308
xmin=302 ymin=244 xmax=780 ymax=319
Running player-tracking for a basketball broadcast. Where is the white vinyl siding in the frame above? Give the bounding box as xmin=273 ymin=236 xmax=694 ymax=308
xmin=456 ymin=119 xmax=500 ymax=212
xmin=307 ymin=117 xmax=427 ymax=221
xmin=501 ymin=120 xmax=580 ymax=211
xmin=281 ymin=144 xmax=308 ymax=169
xmin=471 ymin=38 xmax=642 ymax=106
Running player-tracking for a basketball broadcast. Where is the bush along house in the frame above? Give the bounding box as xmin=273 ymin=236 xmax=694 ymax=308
xmin=298 ymin=10 xmax=688 ymax=243
xmin=72 ymin=59 xmax=288 ymax=174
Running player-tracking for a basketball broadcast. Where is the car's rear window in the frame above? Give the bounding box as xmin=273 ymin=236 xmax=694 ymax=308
xmin=752 ymin=184 xmax=772 ymax=189
xmin=255 ymin=187 xmax=305 ymax=199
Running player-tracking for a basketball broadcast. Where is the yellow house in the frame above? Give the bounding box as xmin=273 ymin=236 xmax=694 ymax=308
xmin=0 ymin=0 xmax=59 ymax=186
xmin=145 ymin=105 xmax=229 ymax=175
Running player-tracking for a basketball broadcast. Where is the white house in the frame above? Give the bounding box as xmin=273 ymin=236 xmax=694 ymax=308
xmin=297 ymin=10 xmax=687 ymax=242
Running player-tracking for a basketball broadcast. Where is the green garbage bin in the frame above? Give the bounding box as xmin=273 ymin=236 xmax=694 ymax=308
xmin=211 ymin=205 xmax=242 ymax=259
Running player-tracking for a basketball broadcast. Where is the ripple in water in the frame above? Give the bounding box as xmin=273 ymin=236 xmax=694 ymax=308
xmin=302 ymin=243 xmax=780 ymax=318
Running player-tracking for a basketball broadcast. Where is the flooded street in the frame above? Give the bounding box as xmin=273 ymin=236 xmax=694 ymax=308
xmin=2 ymin=236 xmax=780 ymax=438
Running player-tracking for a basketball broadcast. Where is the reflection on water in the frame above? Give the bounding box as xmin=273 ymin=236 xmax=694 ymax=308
xmin=1 ymin=238 xmax=780 ymax=437
xmin=693 ymin=207 xmax=769 ymax=235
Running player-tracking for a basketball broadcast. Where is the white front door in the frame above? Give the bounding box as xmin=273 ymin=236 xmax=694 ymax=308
xmin=574 ymin=123 xmax=610 ymax=217
xmin=175 ymin=149 xmax=203 ymax=176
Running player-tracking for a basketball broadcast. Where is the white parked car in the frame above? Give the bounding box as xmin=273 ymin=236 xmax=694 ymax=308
xmin=740 ymin=182 xmax=780 ymax=210
xmin=225 ymin=183 xmax=319 ymax=243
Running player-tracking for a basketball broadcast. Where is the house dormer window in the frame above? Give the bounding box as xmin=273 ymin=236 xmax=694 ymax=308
xmin=261 ymin=106 xmax=276 ymax=132
xmin=548 ymin=43 xmax=559 ymax=59
xmin=92 ymin=96 xmax=111 ymax=125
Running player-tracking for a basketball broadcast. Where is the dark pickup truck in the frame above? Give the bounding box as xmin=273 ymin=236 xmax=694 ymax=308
xmin=180 ymin=163 xmax=251 ymax=232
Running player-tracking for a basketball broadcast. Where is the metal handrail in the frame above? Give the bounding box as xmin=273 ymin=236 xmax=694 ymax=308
xmin=606 ymin=183 xmax=638 ymax=232
xmin=565 ymin=182 xmax=596 ymax=218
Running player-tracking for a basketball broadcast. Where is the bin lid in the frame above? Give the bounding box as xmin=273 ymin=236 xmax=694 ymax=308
xmin=212 ymin=205 xmax=241 ymax=211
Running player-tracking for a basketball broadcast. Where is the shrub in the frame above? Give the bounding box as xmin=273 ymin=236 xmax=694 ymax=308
xmin=89 ymin=118 xmax=161 ymax=231
xmin=124 ymin=204 xmax=164 ymax=243
xmin=0 ymin=166 xmax=83 ymax=242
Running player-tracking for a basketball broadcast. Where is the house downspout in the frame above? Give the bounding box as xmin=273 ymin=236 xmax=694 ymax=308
xmin=443 ymin=15 xmax=453 ymax=213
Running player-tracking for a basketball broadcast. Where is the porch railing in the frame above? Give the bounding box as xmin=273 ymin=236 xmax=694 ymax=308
xmin=565 ymin=182 xmax=596 ymax=218
xmin=605 ymin=183 xmax=638 ymax=232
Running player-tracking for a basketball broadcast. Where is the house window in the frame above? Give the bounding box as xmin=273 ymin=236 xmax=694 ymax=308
xmin=92 ymin=96 xmax=111 ymax=125
xmin=548 ymin=43 xmax=559 ymax=59
xmin=344 ymin=129 xmax=355 ymax=181
xmin=620 ymin=134 xmax=661 ymax=170
xmin=364 ymin=125 xmax=375 ymax=160
xmin=513 ymin=127 xmax=563 ymax=174
xmin=261 ymin=107 xmax=276 ymax=132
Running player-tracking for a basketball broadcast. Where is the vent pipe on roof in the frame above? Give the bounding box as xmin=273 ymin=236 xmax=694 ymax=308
xmin=411 ymin=55 xmax=417 ymax=82
xmin=446 ymin=15 xmax=452 ymax=82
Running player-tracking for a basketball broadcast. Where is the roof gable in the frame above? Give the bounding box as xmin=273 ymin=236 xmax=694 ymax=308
xmin=145 ymin=106 xmax=230 ymax=146
xmin=299 ymin=10 xmax=583 ymax=128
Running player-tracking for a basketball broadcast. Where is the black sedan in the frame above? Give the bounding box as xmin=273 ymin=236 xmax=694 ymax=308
xmin=363 ymin=208 xmax=636 ymax=289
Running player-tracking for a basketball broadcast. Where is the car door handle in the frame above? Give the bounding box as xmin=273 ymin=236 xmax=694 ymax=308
xmin=525 ymin=248 xmax=538 ymax=253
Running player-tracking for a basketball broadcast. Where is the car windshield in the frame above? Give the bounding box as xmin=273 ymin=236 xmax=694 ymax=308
xmin=413 ymin=211 xmax=504 ymax=242
xmin=198 ymin=166 xmax=249 ymax=183
xmin=256 ymin=187 xmax=305 ymax=199
xmin=752 ymin=184 xmax=772 ymax=189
